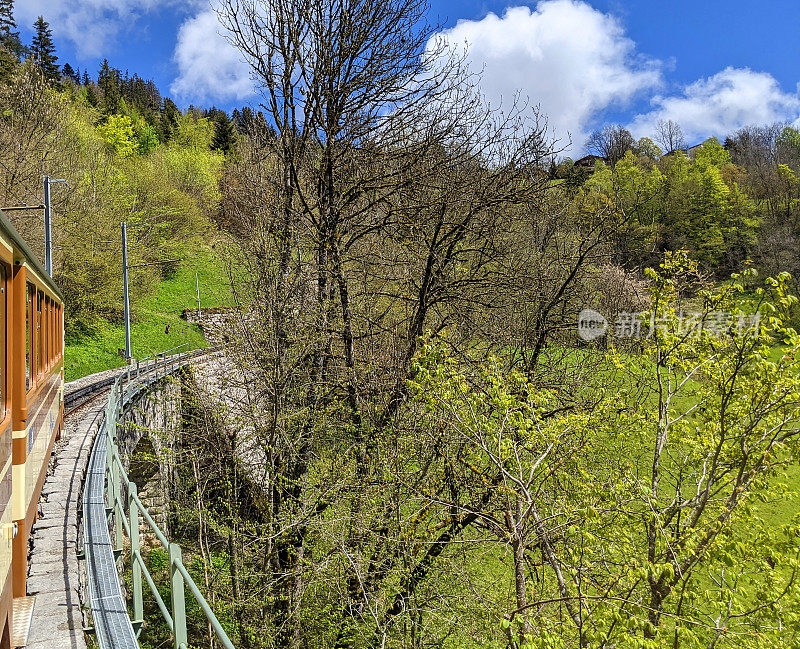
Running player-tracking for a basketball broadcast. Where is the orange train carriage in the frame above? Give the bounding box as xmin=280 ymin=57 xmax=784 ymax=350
xmin=0 ymin=211 xmax=64 ymax=648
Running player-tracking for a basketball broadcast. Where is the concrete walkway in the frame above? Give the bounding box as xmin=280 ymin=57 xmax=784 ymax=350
xmin=23 ymin=394 xmax=105 ymax=648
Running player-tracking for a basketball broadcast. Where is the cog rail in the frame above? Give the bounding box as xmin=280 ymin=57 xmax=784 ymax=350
xmin=82 ymin=344 xmax=235 ymax=649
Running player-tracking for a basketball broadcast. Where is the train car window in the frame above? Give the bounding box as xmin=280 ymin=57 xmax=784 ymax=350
xmin=42 ymin=297 xmax=47 ymax=369
xmin=25 ymin=284 xmax=32 ymax=391
xmin=51 ymin=301 xmax=55 ymax=363
xmin=37 ymin=291 xmax=42 ymax=377
xmin=45 ymin=297 xmax=50 ymax=367
xmin=0 ymin=265 xmax=5 ymax=417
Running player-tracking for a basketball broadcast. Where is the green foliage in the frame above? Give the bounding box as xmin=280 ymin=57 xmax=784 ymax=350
xmin=0 ymin=67 xmax=229 ymax=344
xmin=406 ymin=257 xmax=800 ymax=648
xmin=586 ymin=140 xmax=759 ymax=272
xmin=97 ymin=114 xmax=138 ymax=156
xmin=131 ymin=112 xmax=159 ymax=154
xmin=0 ymin=0 xmax=23 ymax=76
xmin=634 ymin=136 xmax=662 ymax=160
xmin=98 ymin=58 xmax=121 ymax=113
xmin=211 ymin=111 xmax=237 ymax=154
xmin=162 ymin=117 xmax=224 ymax=206
xmin=173 ymin=112 xmax=215 ymax=150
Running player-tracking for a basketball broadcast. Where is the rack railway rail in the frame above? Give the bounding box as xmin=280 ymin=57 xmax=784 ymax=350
xmin=80 ymin=346 xmax=233 ymax=649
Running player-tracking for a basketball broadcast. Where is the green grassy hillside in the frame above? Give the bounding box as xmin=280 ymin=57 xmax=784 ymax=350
xmin=64 ymin=245 xmax=231 ymax=381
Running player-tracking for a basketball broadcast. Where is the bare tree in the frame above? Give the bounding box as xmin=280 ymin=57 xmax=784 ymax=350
xmin=586 ymin=124 xmax=635 ymax=165
xmin=215 ymin=1 xmax=563 ymax=646
xmin=655 ymin=118 xmax=685 ymax=154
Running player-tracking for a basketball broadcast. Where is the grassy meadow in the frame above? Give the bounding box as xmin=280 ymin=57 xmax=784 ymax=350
xmin=64 ymin=244 xmax=231 ymax=381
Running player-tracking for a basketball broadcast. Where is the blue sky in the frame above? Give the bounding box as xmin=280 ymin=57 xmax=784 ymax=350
xmin=16 ymin=0 xmax=800 ymax=154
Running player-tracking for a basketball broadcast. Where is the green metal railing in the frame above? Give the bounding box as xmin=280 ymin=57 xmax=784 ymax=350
xmin=101 ymin=344 xmax=235 ymax=649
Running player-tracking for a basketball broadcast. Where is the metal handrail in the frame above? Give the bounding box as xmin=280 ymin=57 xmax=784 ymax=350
xmin=94 ymin=347 xmax=236 ymax=649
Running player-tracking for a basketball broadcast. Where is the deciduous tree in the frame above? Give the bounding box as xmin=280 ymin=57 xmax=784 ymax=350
xmin=655 ymin=118 xmax=685 ymax=154
xmin=587 ymin=124 xmax=635 ymax=165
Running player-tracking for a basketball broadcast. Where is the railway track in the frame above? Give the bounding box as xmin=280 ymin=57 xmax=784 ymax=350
xmin=64 ymin=384 xmax=112 ymax=419
xmin=64 ymin=347 xmax=214 ymax=418
xmin=65 ymin=377 xmax=116 ymax=412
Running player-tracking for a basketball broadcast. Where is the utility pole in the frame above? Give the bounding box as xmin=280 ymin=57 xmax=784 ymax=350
xmin=43 ymin=176 xmax=51 ymax=275
xmin=119 ymin=221 xmax=176 ymax=363
xmin=195 ymin=272 xmax=201 ymax=319
xmin=42 ymin=176 xmax=68 ymax=277
xmin=122 ymin=222 xmax=132 ymax=362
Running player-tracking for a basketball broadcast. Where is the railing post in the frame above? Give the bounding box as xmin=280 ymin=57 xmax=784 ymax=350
xmin=170 ymin=543 xmax=188 ymax=649
xmin=129 ymin=482 xmax=144 ymax=629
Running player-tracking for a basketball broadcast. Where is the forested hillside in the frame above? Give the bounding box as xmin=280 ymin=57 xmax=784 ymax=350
xmin=0 ymin=9 xmax=244 ymax=377
xmin=4 ymin=2 xmax=800 ymax=648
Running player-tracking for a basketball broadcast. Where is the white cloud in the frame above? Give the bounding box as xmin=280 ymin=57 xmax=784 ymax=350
xmin=430 ymin=1 xmax=662 ymax=150
xmin=17 ymin=0 xmax=205 ymax=59
xmin=170 ymin=10 xmax=254 ymax=104
xmin=630 ymin=68 xmax=800 ymax=143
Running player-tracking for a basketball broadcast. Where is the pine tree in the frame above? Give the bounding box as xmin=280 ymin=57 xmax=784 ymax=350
xmin=0 ymin=0 xmax=14 ymax=36
xmin=31 ymin=16 xmax=59 ymax=81
xmin=0 ymin=0 xmax=23 ymax=66
xmin=159 ymin=98 xmax=180 ymax=142
xmin=62 ymin=62 xmax=79 ymax=84
xmin=82 ymin=69 xmax=90 ymax=85
xmin=239 ymin=106 xmax=255 ymax=134
xmin=254 ymin=110 xmax=275 ymax=139
xmin=211 ymin=112 xmax=236 ymax=153
xmin=84 ymin=83 xmax=98 ymax=107
xmin=98 ymin=59 xmax=121 ymax=113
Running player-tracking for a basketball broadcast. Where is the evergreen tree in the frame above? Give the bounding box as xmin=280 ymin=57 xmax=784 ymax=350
xmin=0 ymin=0 xmax=13 ymax=36
xmin=211 ymin=111 xmax=236 ymax=153
xmin=239 ymin=106 xmax=255 ymax=134
xmin=98 ymin=59 xmax=121 ymax=113
xmin=84 ymin=83 xmax=98 ymax=107
xmin=62 ymin=62 xmax=79 ymax=84
xmin=31 ymin=16 xmax=59 ymax=81
xmin=0 ymin=0 xmax=22 ymax=77
xmin=121 ymin=74 xmax=161 ymax=114
xmin=159 ymin=98 xmax=180 ymax=142
xmin=0 ymin=0 xmax=21 ymax=57
xmin=254 ymin=110 xmax=275 ymax=139
xmin=82 ymin=69 xmax=90 ymax=85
